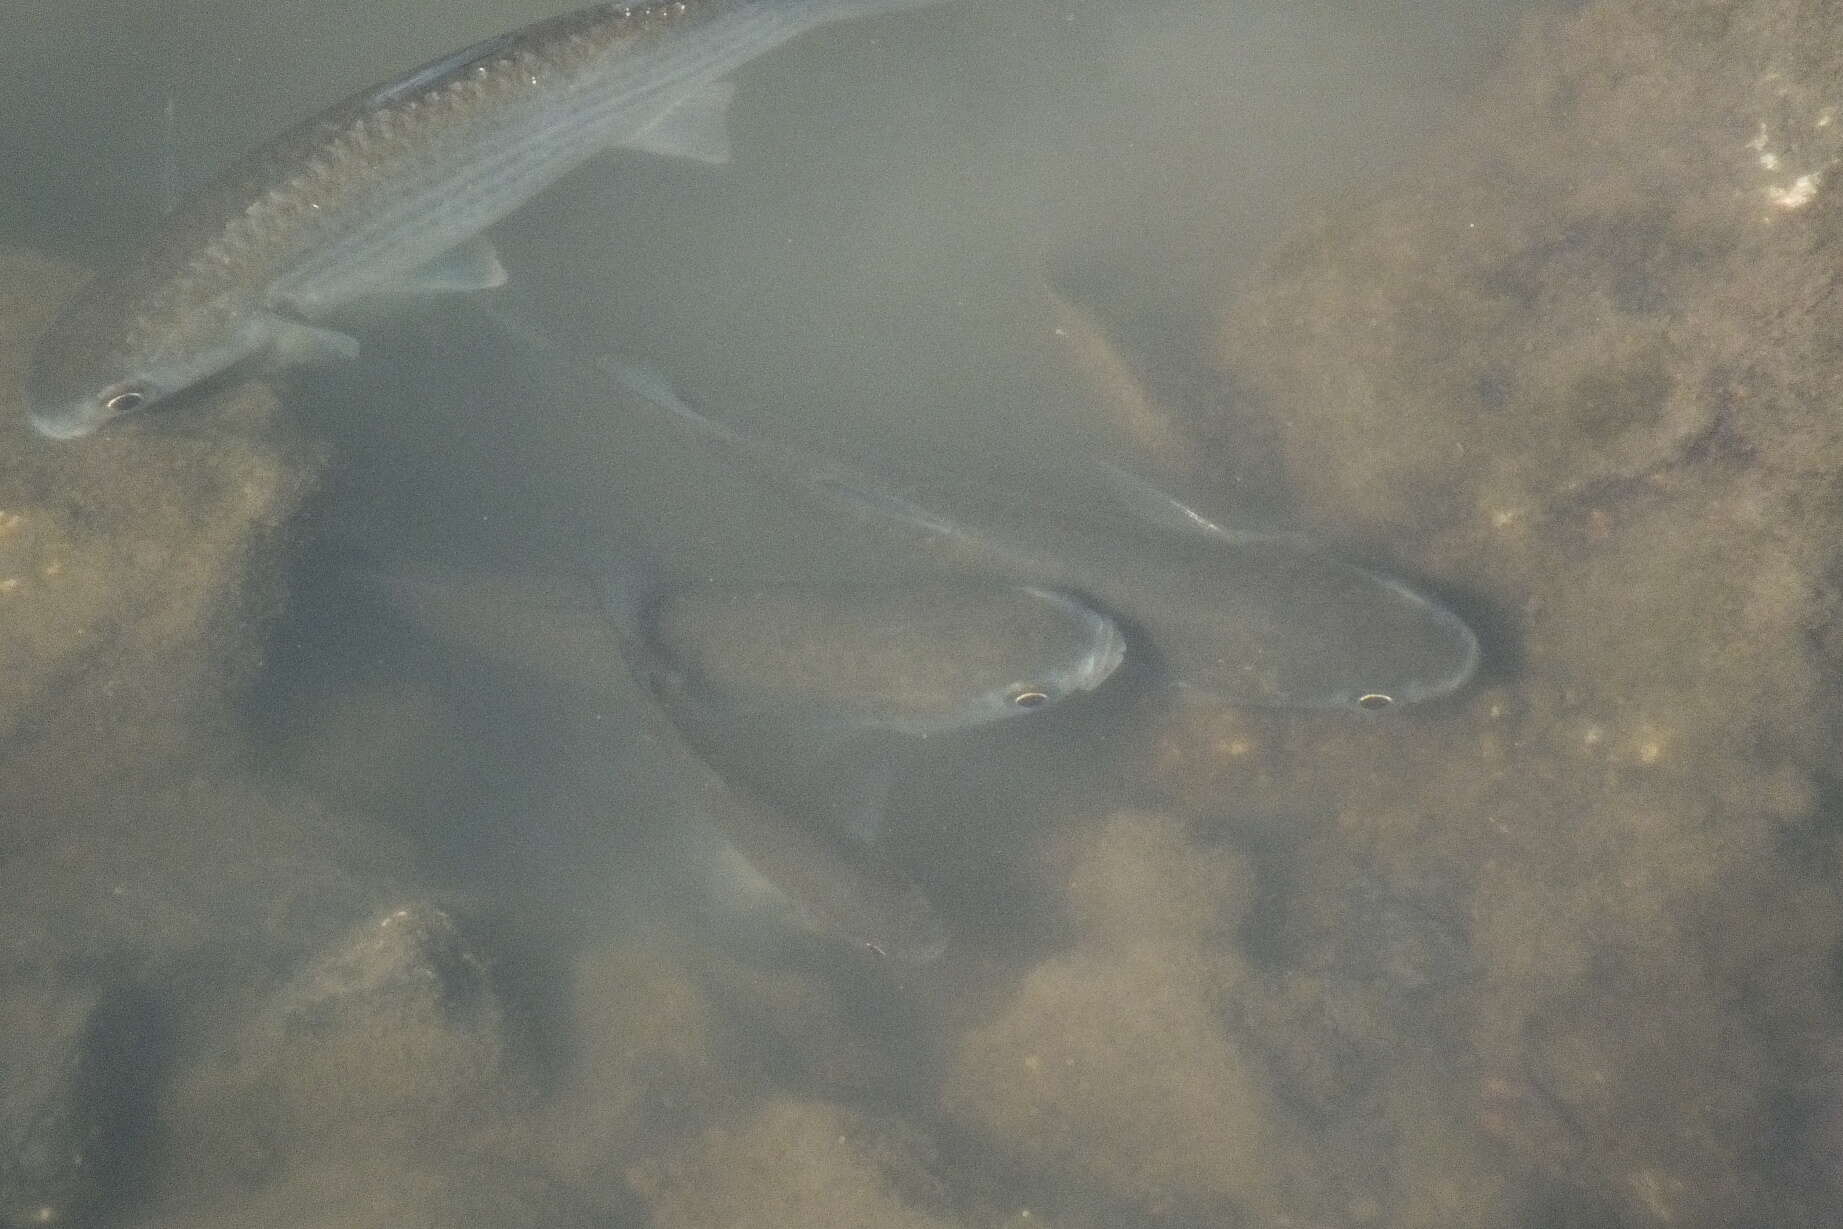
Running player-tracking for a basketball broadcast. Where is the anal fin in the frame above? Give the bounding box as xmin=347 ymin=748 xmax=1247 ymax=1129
xmin=262 ymin=313 xmax=361 ymax=364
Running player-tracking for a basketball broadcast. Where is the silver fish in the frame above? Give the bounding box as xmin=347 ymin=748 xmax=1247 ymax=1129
xmin=372 ymin=562 xmax=1122 ymax=961
xmin=696 ymin=776 xmax=948 ymax=962
xmin=27 ymin=0 xmax=939 ymax=439
xmin=370 ymin=563 xmax=1124 ymax=733
xmin=598 ymin=567 xmax=962 ymax=961
xmin=637 ymin=578 xmax=1126 ymax=735
xmin=609 ymin=365 xmax=1482 ymax=714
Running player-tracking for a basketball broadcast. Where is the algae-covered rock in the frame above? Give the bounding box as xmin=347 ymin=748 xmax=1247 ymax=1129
xmin=533 ymin=942 xmax=732 ymax=1200
xmin=0 ymin=777 xmax=434 ymax=1222
xmin=1168 ymin=0 xmax=1843 ymax=1221
xmin=0 ymin=246 xmax=322 ymax=831
xmin=0 ymin=778 xmax=421 ymax=980
xmin=0 ymin=967 xmax=159 ymax=1229
xmin=940 ymin=812 xmax=1298 ymax=1224
xmin=228 ymin=902 xmax=507 ymax=1139
xmin=628 ymin=1097 xmax=957 ymax=1229
xmin=132 ymin=1156 xmax=620 ymax=1229
xmin=152 ymin=899 xmax=519 ymax=1204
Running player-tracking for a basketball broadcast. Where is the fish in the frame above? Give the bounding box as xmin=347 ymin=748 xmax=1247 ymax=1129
xmin=369 ymin=561 xmax=1124 ymax=735
xmin=26 ymin=0 xmax=942 ymax=440
xmin=604 ymin=364 xmax=1482 ymax=714
xmin=694 ymin=775 xmax=948 ymax=962
xmin=637 ymin=578 xmax=1126 ymax=736
xmin=598 ymin=563 xmax=965 ymax=961
xmin=371 ymin=560 xmax=1124 ymax=961
xmin=1039 ymin=279 xmax=1212 ymax=483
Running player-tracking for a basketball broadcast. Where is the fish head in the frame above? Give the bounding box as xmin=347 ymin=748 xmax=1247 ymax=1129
xmin=1316 ymin=574 xmax=1481 ymax=714
xmin=1245 ymin=569 xmax=1481 ymax=715
xmin=1166 ymin=549 xmax=1480 ymax=714
xmin=967 ymin=588 xmax=1127 ymax=723
xmin=24 ymin=279 xmax=188 ymax=439
xmin=23 ymin=274 xmax=264 ymax=439
xmin=26 ymin=350 xmax=171 ymax=441
xmin=647 ymin=581 xmax=1127 ymax=735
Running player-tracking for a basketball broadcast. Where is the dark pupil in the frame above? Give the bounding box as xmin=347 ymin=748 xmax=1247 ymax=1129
xmin=1357 ymin=693 xmax=1394 ymax=710
xmin=1012 ymin=690 xmax=1050 ymax=709
xmin=104 ymin=390 xmax=146 ymax=414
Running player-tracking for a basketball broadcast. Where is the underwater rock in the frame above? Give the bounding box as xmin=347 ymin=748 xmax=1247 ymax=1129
xmin=627 ymin=1097 xmax=955 ymax=1229
xmin=0 ymin=773 xmax=446 ymax=1225
xmin=261 ymin=901 xmax=504 ymax=1084
xmin=940 ymin=812 xmax=1301 ymax=1223
xmin=0 ymin=779 xmax=422 ymax=992
xmin=1499 ymin=965 xmax=1780 ymax=1227
xmin=1241 ymin=853 xmax=1476 ymax=1000
xmin=943 ymin=947 xmax=1279 ymax=1222
xmin=1054 ymin=809 xmax=1254 ymax=951
xmin=163 ymin=899 xmax=512 ymax=1178
xmin=1220 ymin=971 xmax=1387 ymax=1122
xmin=1193 ymin=0 xmax=1843 ymax=1220
xmin=0 ymin=967 xmax=159 ymax=1228
xmin=131 ymin=1156 xmax=625 ymax=1229
xmin=0 ymin=247 xmax=322 ymax=834
xmin=533 ymin=943 xmax=731 ymax=1197
xmin=0 ymin=780 xmax=613 ymax=1225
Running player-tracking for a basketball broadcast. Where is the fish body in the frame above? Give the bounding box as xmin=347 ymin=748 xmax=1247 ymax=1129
xmin=842 ymin=490 xmax=1479 ymax=713
xmin=374 ymin=561 xmax=1122 ymax=961
xmin=371 ymin=562 xmax=1124 ymax=732
xmin=612 ymin=367 xmax=1481 ymax=713
xmin=695 ymin=776 xmax=948 ymax=962
xmin=600 ymin=564 xmax=1127 ymax=959
xmin=27 ymin=0 xmax=936 ymax=439
xmin=639 ymin=578 xmax=1126 ymax=735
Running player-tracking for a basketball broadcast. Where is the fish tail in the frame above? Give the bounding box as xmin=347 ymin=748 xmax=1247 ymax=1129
xmin=596 ymin=357 xmax=757 ymax=453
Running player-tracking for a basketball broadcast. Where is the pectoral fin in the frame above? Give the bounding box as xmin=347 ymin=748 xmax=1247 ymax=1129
xmin=623 ymin=82 xmax=734 ymax=164
xmin=264 ymin=314 xmax=361 ymax=364
xmin=397 ymin=236 xmax=509 ymax=293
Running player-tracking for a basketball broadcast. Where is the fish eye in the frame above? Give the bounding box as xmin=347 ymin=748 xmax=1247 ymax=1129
xmin=1011 ymin=689 xmax=1050 ymax=709
xmin=1357 ymin=692 xmax=1395 ymax=711
xmin=101 ymin=385 xmax=150 ymax=415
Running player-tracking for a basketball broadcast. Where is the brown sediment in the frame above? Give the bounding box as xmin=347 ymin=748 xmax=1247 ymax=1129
xmin=628 ymin=1097 xmax=959 ymax=1229
xmin=939 ymin=813 xmax=1297 ymax=1225
xmin=1165 ymin=0 xmax=1843 ymax=1222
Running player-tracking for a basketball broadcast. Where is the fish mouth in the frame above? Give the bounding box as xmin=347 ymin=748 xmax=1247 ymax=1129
xmin=28 ymin=405 xmax=108 ymax=440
